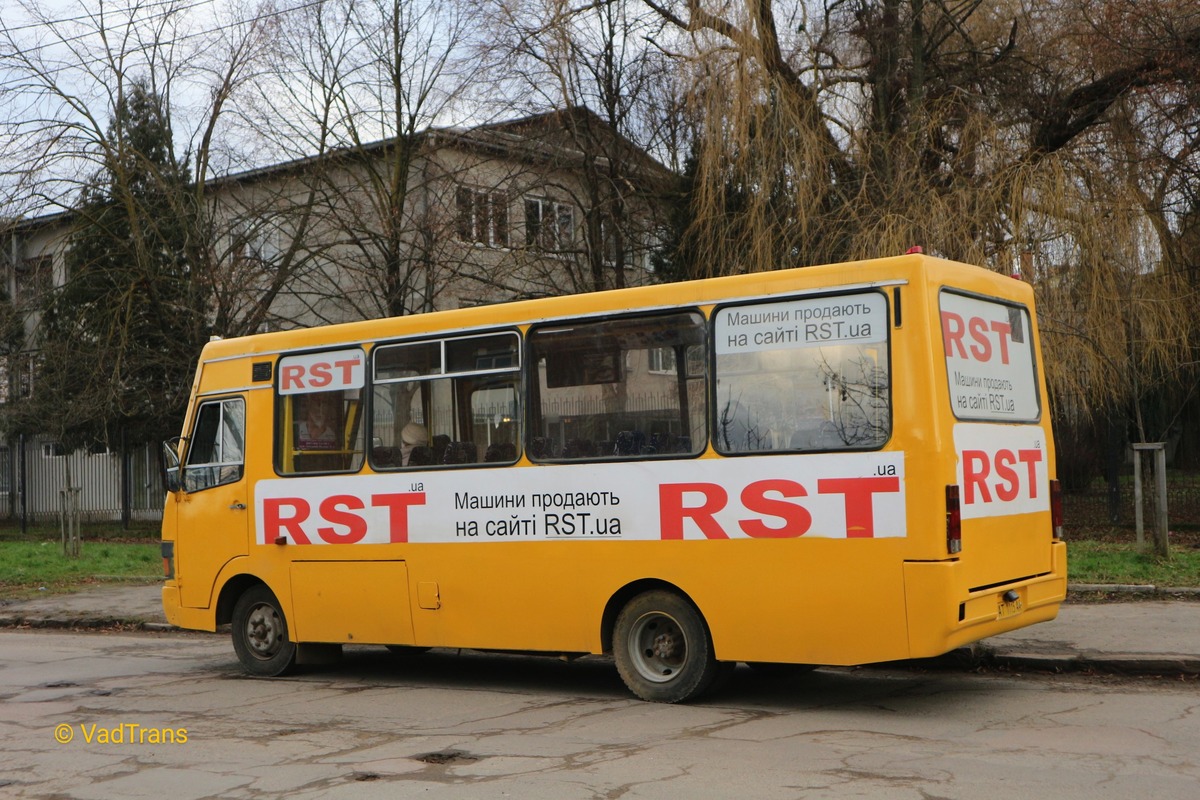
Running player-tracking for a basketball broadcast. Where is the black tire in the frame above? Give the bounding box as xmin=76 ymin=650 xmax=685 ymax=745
xmin=613 ymin=590 xmax=723 ymax=703
xmin=231 ymin=585 xmax=296 ymax=677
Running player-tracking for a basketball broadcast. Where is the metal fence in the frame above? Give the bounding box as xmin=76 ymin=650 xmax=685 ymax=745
xmin=0 ymin=436 xmax=165 ymax=525
xmin=1062 ymin=468 xmax=1200 ymax=532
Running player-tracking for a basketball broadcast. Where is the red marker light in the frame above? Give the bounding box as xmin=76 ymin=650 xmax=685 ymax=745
xmin=946 ymin=485 xmax=962 ymax=554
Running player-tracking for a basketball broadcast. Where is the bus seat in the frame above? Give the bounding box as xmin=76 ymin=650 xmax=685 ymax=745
xmin=372 ymin=446 xmax=402 ymax=467
xmin=485 ymin=442 xmax=516 ymax=462
xmin=564 ymin=439 xmax=594 ymax=458
xmin=443 ymin=441 xmax=477 ymax=464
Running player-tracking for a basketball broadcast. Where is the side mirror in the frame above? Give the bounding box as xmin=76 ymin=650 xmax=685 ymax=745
xmin=162 ymin=438 xmax=184 ymax=493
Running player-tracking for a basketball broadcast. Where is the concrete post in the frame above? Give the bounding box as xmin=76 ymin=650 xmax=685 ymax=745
xmin=1131 ymin=443 xmax=1170 ymax=559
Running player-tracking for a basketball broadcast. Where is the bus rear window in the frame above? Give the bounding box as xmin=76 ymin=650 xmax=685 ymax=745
xmin=940 ymin=291 xmax=1040 ymax=422
xmin=713 ymin=292 xmax=890 ymax=453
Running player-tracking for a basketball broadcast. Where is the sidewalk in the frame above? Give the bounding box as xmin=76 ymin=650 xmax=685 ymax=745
xmin=1 ymin=583 xmax=1198 ymax=676
xmin=0 ymin=583 xmax=170 ymax=631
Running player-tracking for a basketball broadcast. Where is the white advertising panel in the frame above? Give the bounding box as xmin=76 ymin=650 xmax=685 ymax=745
xmin=254 ymin=452 xmax=907 ymax=546
xmin=954 ymin=423 xmax=1050 ymax=519
xmin=715 ymin=293 xmax=888 ymax=355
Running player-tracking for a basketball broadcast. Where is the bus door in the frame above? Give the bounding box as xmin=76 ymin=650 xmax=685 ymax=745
xmin=270 ymin=348 xmax=418 ymax=646
xmin=177 ymin=395 xmax=249 ymax=608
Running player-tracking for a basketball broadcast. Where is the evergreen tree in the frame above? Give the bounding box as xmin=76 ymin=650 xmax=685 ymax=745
xmin=12 ymin=80 xmax=209 ymax=450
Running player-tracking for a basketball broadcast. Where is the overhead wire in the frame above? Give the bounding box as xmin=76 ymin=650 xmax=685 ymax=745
xmin=0 ymin=0 xmax=325 ymax=93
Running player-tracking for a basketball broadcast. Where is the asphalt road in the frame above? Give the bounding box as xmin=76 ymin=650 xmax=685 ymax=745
xmin=2 ymin=629 xmax=1198 ymax=799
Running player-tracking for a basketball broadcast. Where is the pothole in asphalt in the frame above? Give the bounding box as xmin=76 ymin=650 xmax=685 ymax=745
xmin=413 ymin=750 xmax=479 ymax=765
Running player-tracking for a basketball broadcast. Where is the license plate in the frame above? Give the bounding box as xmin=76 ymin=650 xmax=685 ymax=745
xmin=997 ymin=597 xmax=1024 ymax=619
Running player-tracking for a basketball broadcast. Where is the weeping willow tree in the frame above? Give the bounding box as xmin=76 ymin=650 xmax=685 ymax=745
xmin=645 ymin=0 xmax=1200 ymax=482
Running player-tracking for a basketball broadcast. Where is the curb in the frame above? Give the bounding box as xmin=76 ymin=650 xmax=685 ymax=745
xmin=914 ymin=644 xmax=1200 ymax=676
xmin=1069 ymin=583 xmax=1200 ymax=597
xmin=0 ymin=615 xmax=174 ymax=632
xmin=986 ymin=650 xmax=1200 ymax=675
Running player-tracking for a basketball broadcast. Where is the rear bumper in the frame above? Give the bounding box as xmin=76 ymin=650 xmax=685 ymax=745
xmin=903 ymin=541 xmax=1067 ymax=658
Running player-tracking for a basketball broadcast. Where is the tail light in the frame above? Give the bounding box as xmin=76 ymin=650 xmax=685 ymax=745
xmin=161 ymin=541 xmax=175 ymax=579
xmin=1050 ymin=479 xmax=1064 ymax=539
xmin=946 ymin=485 xmax=962 ymax=554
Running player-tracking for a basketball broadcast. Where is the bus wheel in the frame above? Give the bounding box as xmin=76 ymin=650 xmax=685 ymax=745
xmin=613 ymin=590 xmax=720 ymax=703
xmin=231 ymin=586 xmax=296 ymax=677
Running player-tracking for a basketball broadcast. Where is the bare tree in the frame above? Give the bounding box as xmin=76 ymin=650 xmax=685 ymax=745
xmin=231 ymin=0 xmax=512 ymax=322
xmin=485 ymin=0 xmax=679 ymax=294
xmin=642 ymin=0 xmax=1200 ymax=478
xmin=0 ymin=0 xmax=295 ymax=443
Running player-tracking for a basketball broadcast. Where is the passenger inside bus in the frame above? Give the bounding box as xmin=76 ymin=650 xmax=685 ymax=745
xmin=400 ymin=422 xmax=429 ymax=466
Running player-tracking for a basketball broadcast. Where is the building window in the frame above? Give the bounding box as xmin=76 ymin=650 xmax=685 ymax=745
xmin=599 ymin=219 xmax=623 ymax=265
xmin=647 ymin=345 xmax=704 ymax=376
xmin=456 ymin=188 xmax=508 ymax=247
xmin=0 ymin=352 xmax=36 ymax=405
xmin=230 ymin=217 xmax=281 ymax=264
xmin=15 ymin=256 xmax=52 ymax=307
xmin=525 ymin=197 xmax=573 ymax=251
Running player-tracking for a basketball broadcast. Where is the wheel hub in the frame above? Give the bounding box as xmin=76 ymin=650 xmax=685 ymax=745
xmin=651 ymin=630 xmax=681 ymax=660
xmin=246 ymin=604 xmax=282 ymax=658
xmin=629 ymin=612 xmax=688 ymax=683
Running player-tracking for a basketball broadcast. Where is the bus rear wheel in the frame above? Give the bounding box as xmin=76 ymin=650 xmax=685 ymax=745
xmin=613 ymin=590 xmax=722 ymax=703
xmin=231 ymin=585 xmax=296 ymax=677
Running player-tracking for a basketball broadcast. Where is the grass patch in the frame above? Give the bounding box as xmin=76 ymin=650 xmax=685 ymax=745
xmin=1067 ymin=540 xmax=1200 ymax=587
xmin=0 ymin=521 xmax=160 ymax=543
xmin=0 ymin=540 xmax=160 ymax=600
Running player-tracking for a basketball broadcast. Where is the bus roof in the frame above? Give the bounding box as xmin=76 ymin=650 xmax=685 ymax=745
xmin=199 ymin=253 xmax=1029 ymax=363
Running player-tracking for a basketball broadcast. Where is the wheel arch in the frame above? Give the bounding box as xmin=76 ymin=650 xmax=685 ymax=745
xmin=600 ymin=579 xmax=703 ymax=654
xmin=215 ymin=573 xmax=268 ymax=627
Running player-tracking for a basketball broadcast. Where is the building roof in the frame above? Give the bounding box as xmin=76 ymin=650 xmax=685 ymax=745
xmin=5 ymin=106 xmax=675 ymax=233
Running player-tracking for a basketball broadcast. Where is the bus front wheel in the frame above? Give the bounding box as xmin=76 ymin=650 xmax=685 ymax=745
xmin=613 ymin=590 xmax=722 ymax=703
xmin=231 ymin=585 xmax=297 ymax=677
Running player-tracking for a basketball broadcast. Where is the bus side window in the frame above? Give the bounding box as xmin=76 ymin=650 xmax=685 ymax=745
xmin=274 ymin=348 xmax=367 ymax=475
xmin=713 ymin=291 xmax=891 ymax=454
xmin=185 ymin=398 xmax=245 ymax=492
xmin=371 ymin=332 xmax=520 ymax=470
xmin=527 ymin=312 xmax=707 ymax=462
xmin=282 ymin=389 xmax=365 ymax=474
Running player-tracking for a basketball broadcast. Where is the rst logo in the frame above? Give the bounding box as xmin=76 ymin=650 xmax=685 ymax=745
xmin=276 ymin=348 xmax=365 ymax=395
xmin=659 ymin=475 xmax=904 ymax=540
xmin=941 ymin=309 xmax=1014 ymax=365
xmin=260 ymin=492 xmax=425 ymax=545
xmin=954 ymin=424 xmax=1049 ymax=519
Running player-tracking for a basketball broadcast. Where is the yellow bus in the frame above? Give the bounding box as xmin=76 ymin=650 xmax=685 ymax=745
xmin=161 ymin=253 xmax=1066 ymax=702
